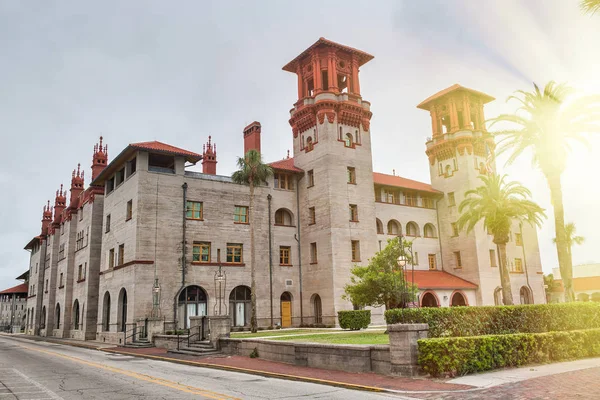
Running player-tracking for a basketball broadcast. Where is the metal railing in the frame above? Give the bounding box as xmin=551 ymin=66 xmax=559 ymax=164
xmin=175 ymin=316 xmax=208 ymax=350
xmin=123 ymin=321 xmax=147 ymax=345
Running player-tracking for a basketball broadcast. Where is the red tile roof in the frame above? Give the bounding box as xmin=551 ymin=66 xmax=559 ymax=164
xmin=283 ymin=37 xmax=374 ymax=73
xmin=0 ymin=283 xmax=28 ymax=295
xmin=130 ymin=141 xmax=202 ymax=162
xmin=24 ymin=235 xmax=43 ymax=250
xmin=406 ymin=270 xmax=478 ymax=290
xmin=269 ymin=158 xmax=304 ymax=173
xmin=372 ymin=172 xmax=441 ymax=194
xmin=417 ymin=84 xmax=495 ymax=110
xmin=555 ymin=277 xmax=600 ymax=292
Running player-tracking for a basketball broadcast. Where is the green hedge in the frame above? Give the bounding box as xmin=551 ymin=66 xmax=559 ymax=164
xmin=338 ymin=310 xmax=371 ymax=330
xmin=418 ymin=328 xmax=600 ymax=377
xmin=385 ymin=302 xmax=600 ymax=337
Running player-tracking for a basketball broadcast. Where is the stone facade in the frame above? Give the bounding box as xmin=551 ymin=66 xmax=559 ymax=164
xmin=23 ymin=38 xmax=545 ymax=343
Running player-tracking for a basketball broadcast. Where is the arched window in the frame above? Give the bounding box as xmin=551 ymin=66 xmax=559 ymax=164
xmin=520 ymin=286 xmax=533 ymax=304
xmin=178 ymin=285 xmax=208 ymax=329
xmin=424 ymin=223 xmax=437 ymax=238
xmin=280 ymin=292 xmax=293 ymax=328
xmin=311 ymin=294 xmax=323 ymax=324
xmin=306 ymin=137 xmax=313 ymax=152
xmin=55 ymin=303 xmax=61 ymax=329
xmin=275 ymin=208 xmax=294 ymax=226
xmin=41 ymin=306 xmax=46 ymax=329
xmin=229 ymin=286 xmax=251 ymax=327
xmin=387 ymin=220 xmax=401 ymax=236
xmin=102 ymin=292 xmax=111 ymax=332
xmin=376 ymin=219 xmax=384 ymax=234
xmin=73 ymin=300 xmax=80 ymax=330
xmin=344 ymin=133 xmax=353 ymax=148
xmin=406 ymin=222 xmax=419 ymax=237
xmin=118 ymin=288 xmax=128 ymax=332
xmin=494 ymin=287 xmax=503 ymax=305
xmin=451 ymin=292 xmax=467 ymax=306
xmin=420 ymin=292 xmax=439 ymax=307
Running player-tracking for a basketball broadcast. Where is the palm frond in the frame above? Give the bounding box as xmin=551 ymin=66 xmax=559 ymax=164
xmin=581 ymin=0 xmax=600 ymax=15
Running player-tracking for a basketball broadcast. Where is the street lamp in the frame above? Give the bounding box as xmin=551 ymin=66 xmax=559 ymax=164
xmin=151 ymin=278 xmax=161 ymax=318
xmin=396 ymin=236 xmax=416 ymax=308
xmin=214 ymin=264 xmax=227 ymax=316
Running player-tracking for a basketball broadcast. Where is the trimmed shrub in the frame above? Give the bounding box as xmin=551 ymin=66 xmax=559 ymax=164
xmin=418 ymin=328 xmax=600 ymax=377
xmin=385 ymin=302 xmax=600 ymax=338
xmin=338 ymin=310 xmax=371 ymax=330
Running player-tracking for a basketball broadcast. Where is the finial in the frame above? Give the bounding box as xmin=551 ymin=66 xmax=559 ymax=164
xmin=99 ymin=136 xmax=103 ymax=148
xmin=208 ymin=135 xmax=212 ymax=146
xmin=60 ymin=184 xmax=63 ymax=196
xmin=203 ymin=144 xmax=206 ymax=152
xmin=81 ymin=170 xmax=84 ymax=180
xmin=77 ymin=163 xmax=81 ymax=177
xmin=72 ymin=169 xmax=76 ymax=178
xmin=214 ymin=143 xmax=216 ymax=153
xmin=393 ymin=169 xmax=396 ymax=176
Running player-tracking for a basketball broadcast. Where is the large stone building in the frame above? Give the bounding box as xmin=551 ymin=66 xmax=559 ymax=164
xmin=23 ymin=38 xmax=545 ymax=343
xmin=1 ymin=278 xmax=28 ymax=333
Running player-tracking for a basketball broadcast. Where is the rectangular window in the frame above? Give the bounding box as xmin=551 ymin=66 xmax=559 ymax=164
xmin=109 ymin=248 xmax=115 ymax=268
xmin=490 ymin=249 xmax=497 ymax=267
xmin=347 ymin=167 xmax=356 ymax=184
xmin=58 ymin=243 xmax=65 ymax=260
xmin=106 ymin=177 xmax=114 ymax=194
xmin=422 ymin=197 xmax=434 ymax=209
xmin=234 ymin=206 xmax=249 ymax=224
xmin=280 ymin=246 xmax=291 ymax=265
xmin=127 ymin=157 xmax=137 ymax=177
xmin=226 ymin=243 xmax=243 ymax=263
xmin=515 ymin=233 xmax=523 ymax=246
xmin=310 ymin=242 xmax=318 ymax=264
xmin=451 ymin=222 xmax=459 ymax=237
xmin=414 ymin=252 xmax=419 ymax=265
xmin=349 ymin=204 xmax=358 ymax=222
xmin=383 ymin=190 xmax=396 ymax=204
xmin=308 ymin=207 xmax=316 ymax=225
xmin=405 ymin=192 xmax=417 ymax=207
xmin=78 ymin=264 xmax=84 ymax=281
xmin=186 ymin=201 xmax=203 ymax=220
xmin=105 ymin=214 xmax=111 ymax=233
xmin=307 ymin=170 xmax=314 ymax=187
xmin=274 ymin=173 xmax=295 ymax=190
xmin=193 ymin=242 xmax=211 ymax=263
xmin=448 ymin=192 xmax=456 ymax=207
xmin=126 ymin=200 xmax=133 ymax=220
xmin=454 ymin=251 xmax=462 ymax=268
xmin=514 ymin=258 xmax=523 ymax=273
xmin=428 ymin=254 xmax=436 ymax=270
xmin=45 ymin=279 xmax=48 ymax=292
xmin=59 ymin=273 xmax=63 ymax=288
xmin=351 ymin=240 xmax=360 ymax=262
xmin=118 ymin=244 xmax=125 ymax=266
xmin=115 ymin=167 xmax=125 ymax=186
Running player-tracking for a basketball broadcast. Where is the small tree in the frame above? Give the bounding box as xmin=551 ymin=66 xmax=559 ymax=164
xmin=344 ymin=237 xmax=417 ymax=310
xmin=544 ymin=273 xmax=560 ymax=303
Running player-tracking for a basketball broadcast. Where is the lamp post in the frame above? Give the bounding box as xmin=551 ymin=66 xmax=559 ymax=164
xmin=214 ymin=264 xmax=227 ymax=316
xmin=151 ymin=278 xmax=161 ymax=318
xmin=396 ymin=235 xmax=415 ymax=308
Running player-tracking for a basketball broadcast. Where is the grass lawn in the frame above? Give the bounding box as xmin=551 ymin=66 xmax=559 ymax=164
xmin=230 ymin=329 xmax=335 ymax=338
xmin=270 ymin=331 xmax=388 ymax=345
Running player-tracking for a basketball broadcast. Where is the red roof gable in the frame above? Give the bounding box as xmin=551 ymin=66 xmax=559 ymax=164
xmin=283 ymin=37 xmax=374 ymax=73
xmin=417 ymin=84 xmax=495 ymax=111
xmin=269 ymin=158 xmax=304 ymax=173
xmin=406 ymin=270 xmax=478 ymax=290
xmin=0 ymin=283 xmax=28 ymax=295
xmin=373 ymin=172 xmax=441 ymax=195
xmin=130 ymin=141 xmax=202 ymax=162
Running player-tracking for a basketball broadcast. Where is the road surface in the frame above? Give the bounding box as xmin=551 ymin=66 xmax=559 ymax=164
xmin=0 ymin=335 xmax=405 ymax=399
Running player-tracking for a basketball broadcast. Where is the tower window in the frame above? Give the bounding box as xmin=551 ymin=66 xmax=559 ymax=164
xmin=280 ymin=246 xmax=291 ymax=266
xmin=310 ymin=242 xmax=318 ymax=264
xmin=321 ymin=70 xmax=329 ymax=90
xmin=349 ymin=204 xmax=358 ymax=222
xmin=428 ymin=254 xmax=437 ymax=270
xmin=454 ymin=251 xmax=462 ymax=268
xmin=306 ymin=137 xmax=314 ymax=152
xmin=441 ymin=115 xmax=451 ymax=133
xmin=351 ymin=240 xmax=360 ymax=262
xmin=347 ymin=167 xmax=356 ymax=184
xmin=308 ymin=207 xmax=316 ymax=225
xmin=451 ymin=222 xmax=459 ymax=237
xmin=448 ymin=192 xmax=456 ymax=206
xmin=338 ymin=74 xmax=348 ymax=93
xmin=307 ymin=78 xmax=314 ymax=97
xmin=344 ymin=133 xmax=353 ymax=148
xmin=307 ymin=170 xmax=314 ymax=187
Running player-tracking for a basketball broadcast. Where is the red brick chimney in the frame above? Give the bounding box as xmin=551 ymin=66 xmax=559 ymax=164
xmin=91 ymin=136 xmax=108 ymax=182
xmin=69 ymin=164 xmax=84 ymax=209
xmin=202 ymin=136 xmax=217 ymax=175
xmin=243 ymin=121 xmax=261 ymax=154
xmin=53 ymin=184 xmax=67 ymax=225
xmin=41 ymin=200 xmax=52 ymax=236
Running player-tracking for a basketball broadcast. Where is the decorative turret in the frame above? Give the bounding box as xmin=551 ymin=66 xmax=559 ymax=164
xmin=41 ymin=200 xmax=53 ymax=236
xmin=91 ymin=136 xmax=108 ymax=182
xmin=243 ymin=121 xmax=261 ymax=155
xmin=53 ymin=184 xmax=67 ymax=225
xmin=69 ymin=163 xmax=84 ymax=209
xmin=202 ymin=136 xmax=217 ymax=175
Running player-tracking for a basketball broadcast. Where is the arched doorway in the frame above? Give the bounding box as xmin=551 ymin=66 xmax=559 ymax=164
xmin=280 ymin=292 xmax=292 ymax=328
xmin=55 ymin=303 xmax=61 ymax=329
xmin=178 ymin=285 xmax=207 ymax=329
xmin=73 ymin=300 xmax=80 ymax=330
xmin=450 ymin=292 xmax=467 ymax=306
xmin=420 ymin=292 xmax=439 ymax=307
xmin=118 ymin=289 xmax=127 ymax=332
xmin=494 ymin=287 xmax=503 ymax=305
xmin=102 ymin=292 xmax=111 ymax=332
xmin=311 ymin=294 xmax=322 ymax=324
xmin=520 ymin=286 xmax=533 ymax=304
xmin=229 ymin=286 xmax=251 ymax=327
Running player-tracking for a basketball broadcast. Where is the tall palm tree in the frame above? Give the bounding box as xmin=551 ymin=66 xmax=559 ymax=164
xmin=553 ymin=222 xmax=585 ymax=261
xmin=488 ymin=82 xmax=600 ymax=302
xmin=581 ymin=0 xmax=600 ymax=14
xmin=232 ymin=149 xmax=273 ymax=333
xmin=457 ymin=174 xmax=546 ymax=305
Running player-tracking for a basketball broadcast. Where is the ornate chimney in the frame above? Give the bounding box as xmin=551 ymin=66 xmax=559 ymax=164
xmin=202 ymin=136 xmax=217 ymax=175
xmin=69 ymin=163 xmax=84 ymax=209
xmin=91 ymin=136 xmax=108 ymax=182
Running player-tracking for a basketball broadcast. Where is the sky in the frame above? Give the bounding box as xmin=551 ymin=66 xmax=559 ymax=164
xmin=1 ymin=0 xmax=599 ymax=289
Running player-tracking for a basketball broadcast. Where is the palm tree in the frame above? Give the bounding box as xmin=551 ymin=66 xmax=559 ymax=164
xmin=457 ymin=174 xmax=546 ymax=305
xmin=553 ymin=222 xmax=585 ymax=261
xmin=488 ymin=81 xmax=600 ymax=302
xmin=581 ymin=0 xmax=600 ymax=14
xmin=232 ymin=149 xmax=273 ymax=332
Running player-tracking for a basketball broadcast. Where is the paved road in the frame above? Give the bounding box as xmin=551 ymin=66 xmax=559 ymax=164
xmin=0 ymin=336 xmax=404 ymax=400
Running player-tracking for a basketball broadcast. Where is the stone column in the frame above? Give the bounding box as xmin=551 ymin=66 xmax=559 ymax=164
xmin=208 ymin=316 xmax=231 ymax=350
xmin=388 ymin=323 xmax=429 ymax=377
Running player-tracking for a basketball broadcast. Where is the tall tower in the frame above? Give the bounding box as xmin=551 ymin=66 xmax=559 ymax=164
xmin=41 ymin=200 xmax=52 ymax=236
xmin=69 ymin=164 xmax=84 ymax=209
xmin=283 ymin=38 xmax=378 ymax=323
xmin=91 ymin=136 xmax=108 ymax=182
xmin=418 ymin=84 xmax=497 ymax=305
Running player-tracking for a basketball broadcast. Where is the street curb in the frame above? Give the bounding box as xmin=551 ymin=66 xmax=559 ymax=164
xmin=101 ymin=348 xmax=386 ymax=393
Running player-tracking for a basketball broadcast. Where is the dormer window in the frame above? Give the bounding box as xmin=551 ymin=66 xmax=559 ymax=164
xmin=274 ymin=173 xmax=295 ymax=190
xmin=148 ymin=153 xmax=175 ymax=174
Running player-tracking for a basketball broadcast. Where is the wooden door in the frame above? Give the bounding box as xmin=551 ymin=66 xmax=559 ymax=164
xmin=281 ymin=301 xmax=292 ymax=328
